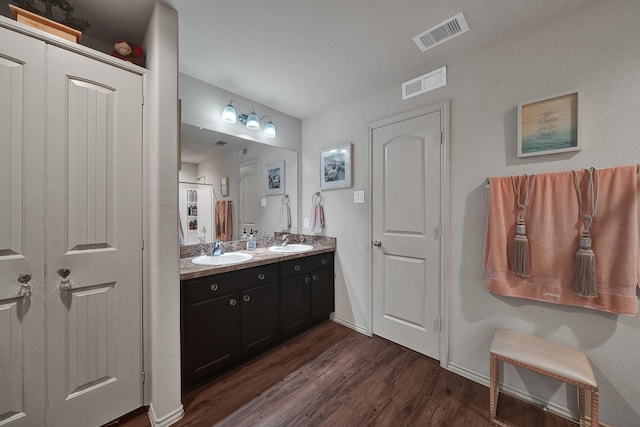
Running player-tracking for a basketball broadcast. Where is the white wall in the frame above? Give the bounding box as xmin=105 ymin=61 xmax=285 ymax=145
xmin=142 ymin=2 xmax=183 ymax=426
xmin=178 ymin=162 xmax=197 ymax=183
xmin=302 ymin=1 xmax=640 ymax=425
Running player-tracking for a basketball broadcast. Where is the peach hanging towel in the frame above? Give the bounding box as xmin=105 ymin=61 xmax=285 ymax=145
xmin=215 ymin=200 xmax=233 ymax=241
xmin=483 ymin=165 xmax=639 ymax=315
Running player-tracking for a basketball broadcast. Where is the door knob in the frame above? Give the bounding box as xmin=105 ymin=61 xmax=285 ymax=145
xmin=17 ymin=273 xmax=32 ymax=297
xmin=57 ymin=268 xmax=72 ymax=291
xmin=372 ymin=240 xmax=382 ymax=247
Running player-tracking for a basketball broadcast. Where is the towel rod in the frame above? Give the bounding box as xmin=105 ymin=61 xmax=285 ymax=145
xmin=485 ymin=164 xmax=640 ymax=186
xmin=312 ymin=191 xmax=322 ymax=202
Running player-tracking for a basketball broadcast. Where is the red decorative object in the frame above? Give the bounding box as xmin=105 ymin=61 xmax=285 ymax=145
xmin=111 ymin=41 xmax=145 ymax=67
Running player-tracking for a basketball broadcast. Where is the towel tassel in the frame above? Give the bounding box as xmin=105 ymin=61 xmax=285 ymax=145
xmin=510 ymin=174 xmax=535 ymax=278
xmin=572 ymin=168 xmax=599 ymax=298
xmin=512 ymin=219 xmax=530 ymax=277
xmin=573 ymin=231 xmax=597 ymax=298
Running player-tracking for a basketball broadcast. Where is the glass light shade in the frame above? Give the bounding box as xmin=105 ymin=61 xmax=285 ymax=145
xmin=245 ymin=111 xmax=260 ymax=130
xmin=221 ymin=104 xmax=237 ymax=123
xmin=263 ymin=121 xmax=276 ymax=138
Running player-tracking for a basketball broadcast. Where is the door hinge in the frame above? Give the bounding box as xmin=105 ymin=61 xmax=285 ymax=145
xmin=439 ymin=132 xmax=443 ymax=144
xmin=141 ymin=371 xmax=145 ymax=384
xmin=438 ymin=225 xmax=443 ymax=238
xmin=141 ymin=93 xmax=145 ymax=105
xmin=437 ymin=317 xmax=442 ymax=331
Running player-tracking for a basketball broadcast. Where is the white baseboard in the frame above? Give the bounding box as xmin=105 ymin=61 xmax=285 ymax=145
xmin=149 ymin=403 xmax=184 ymax=427
xmin=330 ymin=314 xmax=370 ymax=336
xmin=446 ymin=362 xmax=577 ymax=421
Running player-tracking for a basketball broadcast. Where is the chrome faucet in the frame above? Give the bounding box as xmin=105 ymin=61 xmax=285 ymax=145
xmin=211 ymin=240 xmax=223 ymax=256
xmin=280 ymin=234 xmax=289 ymax=246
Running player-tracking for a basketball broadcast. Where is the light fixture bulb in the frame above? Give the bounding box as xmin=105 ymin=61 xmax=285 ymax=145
xmin=263 ymin=121 xmax=276 ymax=138
xmin=246 ymin=111 xmax=260 ymax=130
xmin=221 ymin=103 xmax=237 ymax=124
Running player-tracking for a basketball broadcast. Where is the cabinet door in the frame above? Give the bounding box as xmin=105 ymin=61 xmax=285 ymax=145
xmin=310 ymin=268 xmax=333 ymax=322
xmin=241 ymin=282 xmax=279 ymax=355
xmin=0 ymin=27 xmax=46 ymax=427
xmin=183 ymin=294 xmax=240 ymax=391
xmin=280 ymin=275 xmax=310 ymax=337
xmin=44 ymin=45 xmax=144 ymax=426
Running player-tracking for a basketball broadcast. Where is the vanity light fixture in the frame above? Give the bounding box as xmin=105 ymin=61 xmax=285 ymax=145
xmin=221 ymin=100 xmax=277 ymax=138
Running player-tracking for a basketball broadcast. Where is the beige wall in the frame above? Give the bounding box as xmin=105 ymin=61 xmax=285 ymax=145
xmin=302 ymin=0 xmax=640 ymax=425
xmin=143 ymin=2 xmax=183 ymax=425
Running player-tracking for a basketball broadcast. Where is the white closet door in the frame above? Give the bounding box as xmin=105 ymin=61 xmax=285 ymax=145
xmin=44 ymin=45 xmax=143 ymax=426
xmin=0 ymin=28 xmax=46 ymax=427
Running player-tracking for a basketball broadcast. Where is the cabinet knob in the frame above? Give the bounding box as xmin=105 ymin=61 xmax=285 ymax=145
xmin=229 ymin=298 xmax=237 ymax=306
xmin=373 ymin=240 xmax=382 ymax=247
xmin=294 ymin=265 xmax=301 ymax=271
xmin=243 ymin=295 xmax=251 ymax=302
xmin=312 ymin=275 xmax=319 ymax=281
xmin=304 ymin=277 xmax=311 ymax=284
xmin=257 ymin=273 xmax=265 ymax=280
xmin=321 ymin=258 xmax=328 ymax=264
xmin=18 ymin=273 xmax=32 ymax=284
xmin=210 ymin=284 xmax=219 ymax=291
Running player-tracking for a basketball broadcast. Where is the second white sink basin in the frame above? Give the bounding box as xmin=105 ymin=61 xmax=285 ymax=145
xmin=269 ymin=244 xmax=314 ymax=253
xmin=191 ymin=252 xmax=253 ymax=266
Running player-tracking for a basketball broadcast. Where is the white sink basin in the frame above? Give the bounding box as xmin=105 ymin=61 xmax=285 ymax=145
xmin=269 ymin=244 xmax=314 ymax=253
xmin=191 ymin=252 xmax=253 ymax=266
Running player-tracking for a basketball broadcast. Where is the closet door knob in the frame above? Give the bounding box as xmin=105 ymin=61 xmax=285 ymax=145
xmin=17 ymin=273 xmax=32 ymax=298
xmin=373 ymin=240 xmax=382 ymax=247
xmin=57 ymin=268 xmax=72 ymax=291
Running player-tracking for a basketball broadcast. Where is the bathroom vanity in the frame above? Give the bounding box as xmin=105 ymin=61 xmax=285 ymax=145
xmin=180 ymin=241 xmax=335 ymax=392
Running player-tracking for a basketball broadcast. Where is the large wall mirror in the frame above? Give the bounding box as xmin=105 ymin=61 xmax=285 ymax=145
xmin=179 ymin=123 xmax=298 ymax=245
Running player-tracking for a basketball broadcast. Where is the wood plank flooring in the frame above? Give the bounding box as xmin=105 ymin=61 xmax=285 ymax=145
xmin=108 ymin=321 xmax=577 ymax=427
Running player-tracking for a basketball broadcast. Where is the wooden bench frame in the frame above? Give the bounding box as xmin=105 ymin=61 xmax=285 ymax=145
xmin=489 ymin=329 xmax=599 ymax=427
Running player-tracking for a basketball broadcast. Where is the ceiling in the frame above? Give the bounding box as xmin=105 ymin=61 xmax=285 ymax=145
xmin=17 ymin=0 xmax=589 ymax=119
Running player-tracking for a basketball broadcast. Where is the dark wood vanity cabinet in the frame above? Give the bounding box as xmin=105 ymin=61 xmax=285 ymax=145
xmin=181 ymin=264 xmax=279 ymax=392
xmin=280 ymin=253 xmax=335 ymax=337
xmin=181 ymin=251 xmax=334 ymax=392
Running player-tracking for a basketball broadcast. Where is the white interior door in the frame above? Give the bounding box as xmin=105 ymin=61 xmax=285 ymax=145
xmin=0 ymin=28 xmax=46 ymax=427
xmin=45 ymin=45 xmax=143 ymax=426
xmin=238 ymin=160 xmax=261 ymax=236
xmin=371 ymin=109 xmax=443 ymax=360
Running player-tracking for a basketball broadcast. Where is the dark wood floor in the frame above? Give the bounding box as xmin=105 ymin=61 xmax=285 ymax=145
xmin=109 ymin=321 xmax=576 ymax=427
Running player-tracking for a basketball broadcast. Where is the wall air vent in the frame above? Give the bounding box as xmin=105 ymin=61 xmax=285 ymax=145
xmin=402 ymin=66 xmax=446 ymax=100
xmin=214 ymin=140 xmax=228 ymax=146
xmin=412 ymin=12 xmax=469 ymax=53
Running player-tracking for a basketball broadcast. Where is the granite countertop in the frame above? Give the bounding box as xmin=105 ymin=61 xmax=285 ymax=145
xmin=180 ymin=236 xmax=336 ymax=281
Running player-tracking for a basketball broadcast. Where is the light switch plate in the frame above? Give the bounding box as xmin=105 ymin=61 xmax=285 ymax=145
xmin=353 ymin=190 xmax=365 ymax=203
xmin=260 ymin=198 xmax=267 ymax=207
xmin=303 ymin=218 xmax=309 ymax=228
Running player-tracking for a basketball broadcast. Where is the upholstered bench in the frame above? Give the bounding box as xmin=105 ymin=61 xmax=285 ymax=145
xmin=490 ymin=329 xmax=598 ymax=427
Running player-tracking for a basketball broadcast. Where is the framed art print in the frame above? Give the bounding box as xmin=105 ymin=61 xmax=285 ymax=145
xmin=517 ymin=90 xmax=582 ymax=158
xmin=320 ymin=143 xmax=352 ymax=190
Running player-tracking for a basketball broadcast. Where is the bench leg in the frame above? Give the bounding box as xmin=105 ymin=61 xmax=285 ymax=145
xmin=579 ymin=388 xmax=599 ymax=427
xmin=490 ymin=353 xmax=499 ymax=423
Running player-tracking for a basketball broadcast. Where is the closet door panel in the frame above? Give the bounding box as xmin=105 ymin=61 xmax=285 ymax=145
xmin=0 ymin=28 xmax=46 ymax=427
xmin=45 ymin=45 xmax=143 ymax=427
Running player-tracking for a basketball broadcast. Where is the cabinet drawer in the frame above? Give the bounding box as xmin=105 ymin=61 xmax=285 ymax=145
xmin=185 ymin=264 xmax=278 ymax=305
xmin=279 ymin=252 xmax=334 ymax=278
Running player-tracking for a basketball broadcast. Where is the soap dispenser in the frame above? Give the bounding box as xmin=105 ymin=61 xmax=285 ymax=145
xmin=246 ymin=229 xmax=256 ymax=251
xmin=241 ymin=228 xmax=248 ymax=241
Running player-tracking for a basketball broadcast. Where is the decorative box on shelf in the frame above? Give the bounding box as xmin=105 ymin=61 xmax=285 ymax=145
xmin=9 ymin=4 xmax=82 ymax=42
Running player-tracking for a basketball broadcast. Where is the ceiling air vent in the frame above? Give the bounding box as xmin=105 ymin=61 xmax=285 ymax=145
xmin=412 ymin=12 xmax=469 ymax=53
xmin=214 ymin=140 xmax=228 ymax=146
xmin=402 ymin=66 xmax=446 ymax=100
